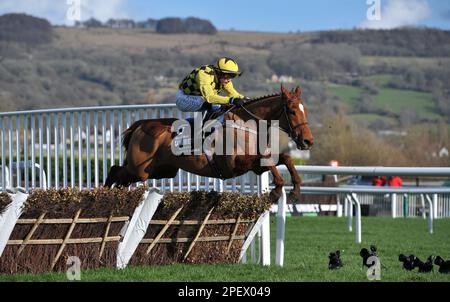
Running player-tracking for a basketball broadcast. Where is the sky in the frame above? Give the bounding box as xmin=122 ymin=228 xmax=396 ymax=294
xmin=0 ymin=0 xmax=449 ymax=32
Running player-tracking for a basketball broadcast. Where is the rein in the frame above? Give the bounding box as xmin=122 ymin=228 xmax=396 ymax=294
xmin=236 ymin=98 xmax=307 ymax=140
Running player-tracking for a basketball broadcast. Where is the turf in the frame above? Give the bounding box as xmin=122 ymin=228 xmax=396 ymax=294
xmin=365 ymin=74 xmax=395 ymax=87
xmin=328 ymin=84 xmax=362 ymax=107
xmin=361 ymin=56 xmax=450 ymax=68
xmin=328 ymin=83 xmax=439 ymax=122
xmin=373 ymin=88 xmax=438 ymax=121
xmin=1 ymin=216 xmax=449 ymax=282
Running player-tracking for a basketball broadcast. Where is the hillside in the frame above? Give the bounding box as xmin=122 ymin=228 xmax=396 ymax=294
xmin=0 ymin=13 xmax=53 ymax=45
xmin=0 ymin=14 xmax=449 ymax=167
xmin=0 ymin=18 xmax=449 ymax=133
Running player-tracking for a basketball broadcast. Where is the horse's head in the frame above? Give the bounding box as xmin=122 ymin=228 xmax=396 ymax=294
xmin=280 ymin=85 xmax=314 ymax=150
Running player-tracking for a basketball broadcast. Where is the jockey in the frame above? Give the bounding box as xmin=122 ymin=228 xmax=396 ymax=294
xmin=176 ymin=57 xmax=248 ymax=113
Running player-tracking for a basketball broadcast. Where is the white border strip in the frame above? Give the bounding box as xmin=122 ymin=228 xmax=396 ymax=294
xmin=0 ymin=191 xmax=28 ymax=257
xmin=239 ymin=210 xmax=270 ymax=263
xmin=116 ymin=188 xmax=164 ymax=269
xmin=275 ymin=188 xmax=286 ymax=266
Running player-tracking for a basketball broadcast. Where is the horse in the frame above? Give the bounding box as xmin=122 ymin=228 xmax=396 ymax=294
xmin=104 ymin=85 xmax=314 ymax=202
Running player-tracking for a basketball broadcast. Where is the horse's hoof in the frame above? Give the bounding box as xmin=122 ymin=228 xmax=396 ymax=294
xmin=288 ymin=190 xmax=300 ymax=203
xmin=269 ymin=189 xmax=282 ymax=203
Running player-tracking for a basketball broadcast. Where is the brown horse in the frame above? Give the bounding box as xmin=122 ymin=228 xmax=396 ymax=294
xmin=105 ymin=85 xmax=314 ymax=202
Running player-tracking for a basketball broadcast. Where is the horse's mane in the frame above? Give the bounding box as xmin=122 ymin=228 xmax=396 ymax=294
xmin=248 ymin=93 xmax=280 ymax=104
xmin=227 ymin=92 xmax=281 ymax=116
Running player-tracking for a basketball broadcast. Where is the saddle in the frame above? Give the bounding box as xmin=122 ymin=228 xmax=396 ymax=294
xmin=173 ymin=106 xmax=231 ymax=178
xmin=173 ymin=106 xmax=229 ymax=154
xmin=200 ymin=102 xmax=232 ymax=124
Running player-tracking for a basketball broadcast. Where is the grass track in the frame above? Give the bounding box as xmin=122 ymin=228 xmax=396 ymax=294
xmin=1 ymin=217 xmax=450 ymax=282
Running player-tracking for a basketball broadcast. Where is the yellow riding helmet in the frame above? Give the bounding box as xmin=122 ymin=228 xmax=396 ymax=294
xmin=215 ymin=57 xmax=242 ymax=76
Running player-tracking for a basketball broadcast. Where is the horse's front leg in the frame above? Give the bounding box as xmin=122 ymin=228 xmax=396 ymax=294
xmin=268 ymin=165 xmax=284 ymax=202
xmin=280 ymin=154 xmax=301 ymax=203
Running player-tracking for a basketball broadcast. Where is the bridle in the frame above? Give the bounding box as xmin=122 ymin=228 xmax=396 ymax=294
xmin=282 ymin=104 xmax=309 ymax=141
xmin=236 ymin=98 xmax=308 ymax=141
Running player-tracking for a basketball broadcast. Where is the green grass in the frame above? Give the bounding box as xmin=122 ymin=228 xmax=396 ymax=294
xmin=328 ymin=84 xmax=362 ymax=107
xmin=361 ymin=56 xmax=450 ymax=68
xmin=373 ymin=88 xmax=438 ymax=120
xmin=1 ymin=217 xmax=450 ymax=282
xmin=328 ymin=83 xmax=439 ymax=122
xmin=366 ymin=74 xmax=395 ymax=87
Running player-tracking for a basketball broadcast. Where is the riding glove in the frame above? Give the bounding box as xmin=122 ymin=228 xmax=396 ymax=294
xmin=230 ymin=98 xmax=245 ymax=106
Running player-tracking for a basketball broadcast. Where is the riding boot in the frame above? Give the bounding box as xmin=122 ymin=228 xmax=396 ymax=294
xmin=201 ymin=102 xmax=222 ymax=122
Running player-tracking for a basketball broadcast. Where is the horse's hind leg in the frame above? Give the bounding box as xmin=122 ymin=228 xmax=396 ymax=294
xmin=104 ymin=165 xmax=140 ymax=187
xmin=116 ymin=166 xmax=141 ymax=187
xmin=104 ymin=165 xmax=122 ymax=187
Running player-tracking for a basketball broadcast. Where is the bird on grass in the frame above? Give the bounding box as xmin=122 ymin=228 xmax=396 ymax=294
xmin=414 ymin=255 xmax=434 ymax=273
xmin=399 ymin=254 xmax=416 ymax=271
xmin=434 ymin=256 xmax=450 ymax=274
xmin=360 ymin=245 xmax=378 ymax=268
xmin=328 ymin=250 xmax=343 ymax=270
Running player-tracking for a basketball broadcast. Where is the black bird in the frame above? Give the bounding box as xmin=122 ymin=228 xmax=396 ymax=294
xmin=328 ymin=250 xmax=343 ymax=270
xmin=360 ymin=245 xmax=379 ymax=268
xmin=434 ymin=256 xmax=450 ymax=274
xmin=360 ymin=248 xmax=372 ymax=268
xmin=370 ymin=245 xmax=378 ymax=256
xmin=399 ymin=254 xmax=416 ymax=271
xmin=414 ymin=255 xmax=434 ymax=273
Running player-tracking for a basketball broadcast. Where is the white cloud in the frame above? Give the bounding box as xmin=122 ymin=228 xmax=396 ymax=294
xmin=360 ymin=0 xmax=431 ymax=29
xmin=0 ymin=0 xmax=129 ymax=25
xmin=81 ymin=0 xmax=129 ymax=23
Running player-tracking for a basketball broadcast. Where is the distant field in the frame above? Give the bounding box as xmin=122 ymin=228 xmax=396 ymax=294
xmin=328 ymin=83 xmax=439 ymax=123
xmin=361 ymin=56 xmax=450 ymax=68
xmin=1 ymin=217 xmax=449 ymax=282
xmin=373 ymin=88 xmax=439 ymax=120
xmin=54 ymin=27 xmax=293 ymax=55
xmin=366 ymin=74 xmax=395 ymax=87
xmin=328 ymin=84 xmax=362 ymax=107
xmin=2 ymin=25 xmax=448 ymax=128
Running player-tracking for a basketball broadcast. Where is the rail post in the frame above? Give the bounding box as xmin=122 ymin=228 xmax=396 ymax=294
xmin=351 ymin=193 xmax=362 ymax=244
xmin=425 ymin=195 xmax=434 ymax=234
xmin=257 ymin=171 xmax=271 ymax=266
xmin=260 ymin=211 xmax=271 ymax=266
xmin=433 ymin=194 xmax=438 ymax=219
xmin=275 ymin=187 xmax=286 ymax=266
xmin=391 ymin=193 xmax=397 ymax=218
xmin=403 ymin=194 xmax=409 ymax=218
xmin=347 ymin=195 xmax=353 ymax=232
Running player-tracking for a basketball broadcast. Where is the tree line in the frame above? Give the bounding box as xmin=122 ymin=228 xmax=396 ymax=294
xmin=76 ymin=16 xmax=217 ymax=34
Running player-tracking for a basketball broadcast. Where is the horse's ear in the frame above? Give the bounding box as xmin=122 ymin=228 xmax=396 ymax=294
xmin=294 ymin=86 xmax=302 ymax=97
xmin=280 ymin=84 xmax=289 ymax=97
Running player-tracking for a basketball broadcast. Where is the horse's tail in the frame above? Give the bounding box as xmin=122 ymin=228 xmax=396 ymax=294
xmin=122 ymin=120 xmax=146 ymax=151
